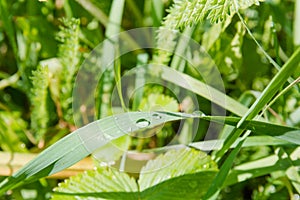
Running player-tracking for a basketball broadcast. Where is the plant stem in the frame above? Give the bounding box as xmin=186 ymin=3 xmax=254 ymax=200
xmin=0 ymin=73 xmax=19 ymax=90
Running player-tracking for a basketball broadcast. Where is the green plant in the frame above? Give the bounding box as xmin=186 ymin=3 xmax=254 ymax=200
xmin=0 ymin=0 xmax=299 ymax=199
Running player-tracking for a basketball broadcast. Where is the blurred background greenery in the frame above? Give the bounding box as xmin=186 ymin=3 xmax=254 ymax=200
xmin=0 ymin=0 xmax=299 ymax=199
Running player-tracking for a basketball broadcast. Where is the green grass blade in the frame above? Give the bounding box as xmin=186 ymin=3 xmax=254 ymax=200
xmin=234 ymin=1 xmax=297 ymax=86
xmin=204 ymin=47 xmax=300 ymax=199
xmin=0 ymin=131 xmax=89 ymax=195
xmin=238 ymin=47 xmax=300 ymax=126
xmin=98 ymin=0 xmax=125 ymax=118
xmin=216 ymin=47 xmax=300 ymax=160
xmin=0 ymin=111 xmax=193 ymax=195
xmin=159 ymin=67 xmax=249 ymax=116
xmin=224 ymin=149 xmax=300 ymax=186
xmin=203 ymin=139 xmax=245 ymax=199
xmin=276 ymin=130 xmax=300 ymax=145
xmin=170 ymin=26 xmax=195 ymax=71
xmin=132 ymin=53 xmax=148 ymax=110
xmin=202 ymin=116 xmax=298 ymax=137
xmin=189 ymin=136 xmax=292 ymax=151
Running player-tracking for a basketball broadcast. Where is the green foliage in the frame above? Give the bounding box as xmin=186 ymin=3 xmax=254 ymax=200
xmin=164 ymin=0 xmax=261 ymax=28
xmin=154 ymin=0 xmax=262 ymax=64
xmin=52 ymin=148 xmax=218 ymax=200
xmin=57 ymin=18 xmax=81 ymax=123
xmin=0 ymin=111 xmax=196 ymax=194
xmin=30 ymin=65 xmax=56 ymax=141
xmin=0 ymin=111 xmax=28 ymax=152
xmin=52 ymin=167 xmax=139 ymax=200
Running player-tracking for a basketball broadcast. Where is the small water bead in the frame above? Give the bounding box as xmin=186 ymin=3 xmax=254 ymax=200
xmin=135 ymin=118 xmax=151 ymax=128
xmin=152 ymin=113 xmax=162 ymax=119
xmin=192 ymin=110 xmax=205 ymax=117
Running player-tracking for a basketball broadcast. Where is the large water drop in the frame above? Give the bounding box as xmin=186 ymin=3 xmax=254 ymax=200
xmin=136 ymin=118 xmax=150 ymax=128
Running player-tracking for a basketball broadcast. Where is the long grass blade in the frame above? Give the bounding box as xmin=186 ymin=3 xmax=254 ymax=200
xmin=224 ymin=148 xmax=300 ymax=186
xmin=0 ymin=111 xmax=193 ymax=195
xmin=159 ymin=66 xmax=249 ymax=116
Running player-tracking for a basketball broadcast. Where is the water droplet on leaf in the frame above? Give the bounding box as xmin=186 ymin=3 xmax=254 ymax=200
xmin=136 ymin=118 xmax=150 ymax=128
xmin=192 ymin=110 xmax=205 ymax=116
xmin=152 ymin=113 xmax=162 ymax=119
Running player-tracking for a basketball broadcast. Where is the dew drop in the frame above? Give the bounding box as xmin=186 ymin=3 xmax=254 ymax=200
xmin=114 ymin=117 xmax=118 ymax=120
xmin=192 ymin=110 xmax=205 ymax=116
xmin=127 ymin=127 xmax=132 ymax=132
xmin=152 ymin=113 xmax=162 ymax=119
xmin=136 ymin=118 xmax=150 ymax=128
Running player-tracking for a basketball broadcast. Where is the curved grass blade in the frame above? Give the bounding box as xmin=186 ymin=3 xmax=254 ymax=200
xmin=224 ymin=148 xmax=300 ymax=187
xmin=201 ymin=116 xmax=299 ymax=137
xmin=189 ymin=136 xmax=293 ymax=151
xmin=159 ymin=66 xmax=249 ymax=116
xmin=0 ymin=111 xmax=194 ymax=195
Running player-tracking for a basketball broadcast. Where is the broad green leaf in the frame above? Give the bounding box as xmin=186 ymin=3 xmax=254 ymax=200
xmin=139 ymin=148 xmax=218 ymax=190
xmin=139 ymin=148 xmax=218 ymax=200
xmin=141 ymin=171 xmax=218 ymax=200
xmin=52 ymin=148 xmax=218 ymax=200
xmin=0 ymin=111 xmax=193 ymax=195
xmin=52 ymin=167 xmax=139 ymax=200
